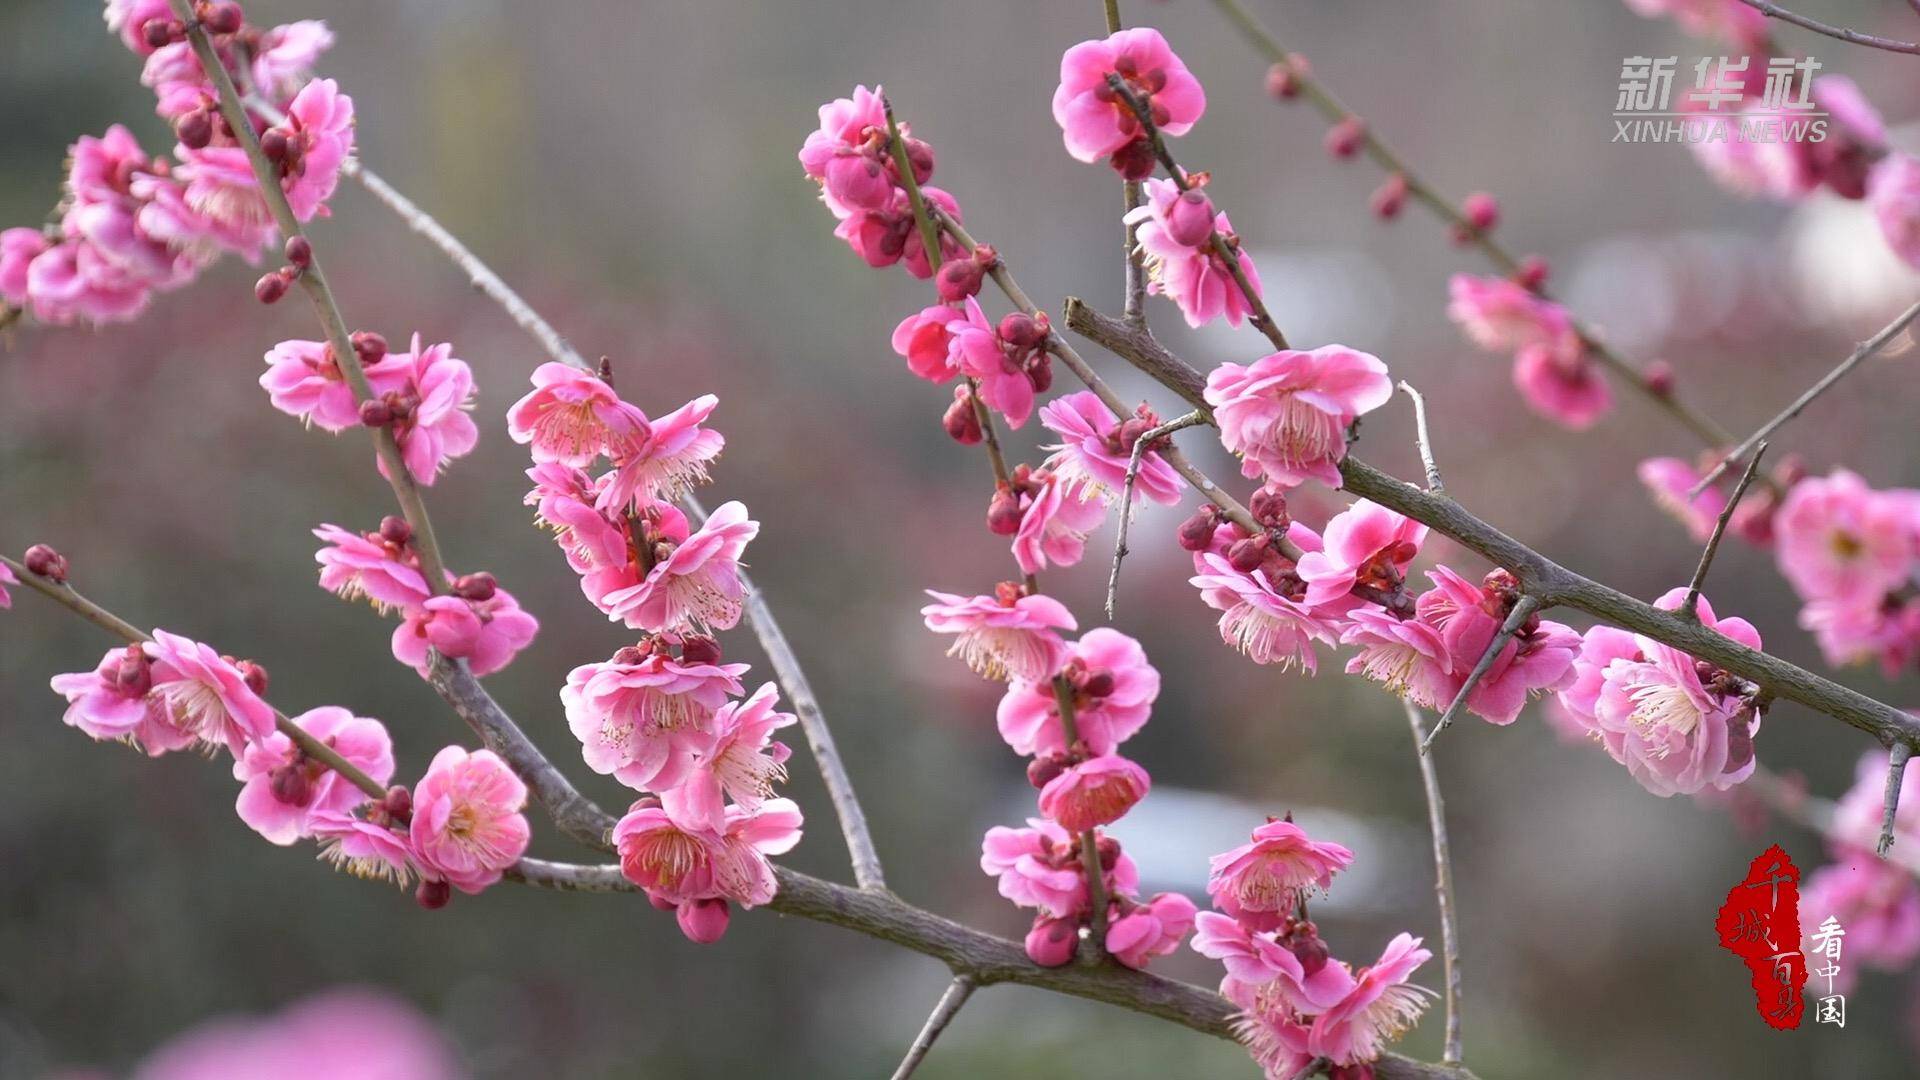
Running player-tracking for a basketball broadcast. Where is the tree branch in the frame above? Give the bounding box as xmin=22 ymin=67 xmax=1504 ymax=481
xmin=1403 ymin=700 xmax=1463 ymax=1064
xmin=1689 ymin=299 xmax=1920 ymax=496
xmin=1735 ymin=0 xmax=1920 ymax=54
xmin=1107 ymin=409 xmax=1207 ymax=619
xmin=1421 ymin=595 xmax=1542 ymax=753
xmin=1398 ymin=381 xmax=1444 ymax=495
xmin=890 ymin=976 xmax=977 ymax=1080
xmin=1880 ymin=743 xmax=1912 ymax=858
xmin=1680 ymin=443 xmax=1767 ymax=620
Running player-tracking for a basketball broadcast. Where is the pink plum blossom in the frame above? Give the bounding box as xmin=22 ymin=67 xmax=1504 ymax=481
xmin=597 ymin=394 xmax=726 ymax=511
xmin=1126 ymin=177 xmax=1263 ymax=328
xmin=408 ymin=745 xmax=531 ymax=894
xmin=1222 ymin=979 xmax=1318 ymax=1080
xmin=232 ymin=706 xmax=394 ymax=845
xmin=1307 ymin=933 xmax=1436 ymax=1066
xmin=996 ymin=627 xmax=1159 ymax=756
xmin=50 ymin=645 xmax=165 ymax=748
xmin=922 ymin=585 xmax=1077 ymax=681
xmin=798 ymin=85 xmax=892 ymax=218
xmin=380 ymin=335 xmax=479 ymax=486
xmin=312 ymin=806 xmax=417 ymax=886
xmin=313 ymin=524 xmax=431 ymax=612
xmin=0 ymin=560 xmax=13 ymax=609
xmin=251 ymin=21 xmax=336 ymax=102
xmin=613 ymin=795 xmax=803 ymax=918
xmin=1207 ymin=819 xmax=1355 ymax=932
xmin=1622 ymin=0 xmax=1770 ymax=45
xmin=668 ymin=682 xmax=795 ymax=830
xmin=1204 ymin=346 xmax=1393 ymax=487
xmin=1194 ymin=913 xmax=1359 ymax=1013
xmin=601 ymin=499 xmax=758 ymax=634
xmin=1339 ymin=608 xmax=1454 ymax=709
xmin=1639 ymin=456 xmax=1728 ymax=542
xmin=0 ymin=228 xmax=49 ymax=307
xmin=561 ymin=645 xmax=749 ymax=792
xmin=946 ymin=297 xmax=1040 ymax=427
xmin=143 ymin=629 xmax=277 ymax=757
xmin=1039 ymin=391 xmax=1184 ymax=505
xmin=1190 ymin=552 xmax=1337 ymax=672
xmin=390 ymin=587 xmax=539 ymax=677
xmin=1577 ymin=589 xmax=1764 ymax=797
xmin=276 ymin=79 xmax=355 ymax=222
xmin=1038 ymin=754 xmax=1151 ymax=831
xmin=104 ymin=0 xmax=177 ymax=56
xmin=1105 ymin=891 xmax=1198 ymax=970
xmin=1511 ymin=339 xmax=1612 ymax=429
xmin=981 ymin=818 xmax=1138 ymax=918
xmin=1446 ymin=274 xmax=1573 ymax=353
xmin=507 ymin=362 xmax=652 ymax=466
xmin=176 ymin=146 xmax=280 ymax=253
xmin=832 ymin=184 xmax=964 ymax=278
xmin=1025 ymin=914 xmax=1080 ymax=967
xmin=1416 ymin=566 xmax=1581 ymax=725
xmin=890 ymin=303 xmax=964 ymax=383
xmin=1012 ymin=472 xmax=1107 ymax=575
xmin=1296 ymin=500 xmax=1426 ymax=608
xmin=1052 ymin=29 xmax=1206 ymax=164
xmin=1869 ymin=153 xmax=1920 ymax=270
xmin=1773 ymin=469 xmax=1918 ymax=607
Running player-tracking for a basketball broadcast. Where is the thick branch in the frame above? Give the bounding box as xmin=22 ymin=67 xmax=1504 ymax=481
xmin=1880 ymin=744 xmax=1912 ymax=858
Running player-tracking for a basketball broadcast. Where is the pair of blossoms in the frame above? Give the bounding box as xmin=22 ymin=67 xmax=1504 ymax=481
xmin=505 ymin=363 xmax=802 ymax=943
xmin=1624 ymin=0 xmax=1920 ymax=278
xmin=45 ymin=627 xmax=530 ymax=908
xmin=1 ymin=3 xmax=345 ymax=325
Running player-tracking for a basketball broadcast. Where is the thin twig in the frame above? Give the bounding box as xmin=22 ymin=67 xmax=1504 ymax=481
xmin=1689 ymin=300 xmax=1920 ymax=496
xmin=890 ymin=976 xmax=978 ymax=1080
xmin=1423 ymin=596 xmax=1542 ymax=755
xmin=1399 ymin=381 xmax=1444 ymax=495
xmin=682 ymin=494 xmax=887 ymax=891
xmin=1100 ymin=0 xmax=1149 ymax=325
xmin=1735 ymin=0 xmax=1920 ymax=55
xmin=1105 ymin=409 xmax=1206 ymax=619
xmin=1204 ymin=0 xmax=1734 ymax=448
xmin=1680 ymin=443 xmax=1768 ymax=620
xmin=1103 ymin=73 xmax=1288 ymax=352
xmin=173 ymin=0 xmax=451 ymax=592
xmin=1403 ymin=700 xmax=1463 ymax=1065
xmin=1287 ymin=1057 xmax=1331 ymax=1080
xmin=1880 ymin=743 xmax=1913 ymax=858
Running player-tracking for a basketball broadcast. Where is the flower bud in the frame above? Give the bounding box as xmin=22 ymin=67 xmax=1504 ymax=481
xmin=1370 ymin=173 xmax=1408 ymax=220
xmin=676 ymin=897 xmax=732 ymax=943
xmin=987 ymin=485 xmax=1024 ymax=536
xmin=23 ymin=543 xmax=68 ymax=583
xmin=1328 ymin=1063 xmax=1376 ymax=1080
xmin=1324 ymin=117 xmax=1366 ymax=160
xmin=452 ymin=572 xmax=498 ymax=602
xmin=1286 ymin=928 xmax=1329 ymax=975
xmin=935 ymin=258 xmax=985 ymax=302
xmin=174 ymin=108 xmax=214 ymax=151
xmin=115 ymin=647 xmax=152 ymax=695
xmin=1175 ymin=507 xmax=1219 ymax=551
xmin=237 ymin=659 xmax=269 ymax=695
xmin=1081 ymin=671 xmax=1115 ymax=698
xmin=357 ymin=399 xmax=394 ymax=427
xmin=1025 ymin=353 xmax=1053 ymax=394
xmin=382 ymin=785 xmax=413 ymax=819
xmin=1025 ymin=914 xmax=1079 ymax=967
xmin=143 ymin=19 xmax=178 ymax=49
xmin=1095 ymin=834 xmax=1122 ymax=870
xmin=1226 ymin=534 xmax=1271 ymax=573
xmin=415 ymin=878 xmax=452 ymax=910
xmin=1461 ymin=191 xmax=1499 ymax=234
xmin=678 ymin=634 xmax=723 ymax=665
xmin=823 ymin=153 xmax=893 ymax=213
xmin=351 ymin=330 xmax=389 ymax=365
xmin=1027 ymin=753 xmax=1069 ymax=789
xmin=942 ymin=389 xmax=983 ymax=445
xmin=259 ymin=127 xmax=290 ymax=162
xmin=1109 ymin=137 xmax=1156 ymax=181
xmin=1165 ymin=190 xmax=1216 ymax=248
xmin=1515 ymin=255 xmax=1550 ymax=292
xmin=1265 ymin=54 xmax=1310 ymax=99
xmin=1249 ymin=487 xmax=1289 ymax=529
xmin=1643 ymin=360 xmax=1674 ymax=397
xmin=378 ymin=515 xmax=412 ymax=545
xmin=199 ymin=2 xmax=244 ymax=35
xmin=254 ymin=269 xmax=290 ymax=304
xmin=903 ymin=137 xmax=936 ymax=185
xmin=283 ymin=235 xmax=312 ymax=269
xmin=269 ymin=762 xmax=313 ymax=806
xmin=998 ymin=312 xmax=1047 ymax=350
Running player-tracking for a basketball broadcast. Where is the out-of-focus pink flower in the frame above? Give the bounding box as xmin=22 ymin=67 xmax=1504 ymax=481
xmin=1126 ymin=177 xmax=1262 ymax=328
xmin=1447 ymin=274 xmax=1571 ymax=352
xmin=177 ymin=146 xmax=279 ymax=251
xmin=251 ymin=21 xmax=336 ymax=103
xmin=1639 ymin=456 xmax=1728 ymax=542
xmin=1584 ymin=589 xmax=1764 ymax=796
xmin=1774 ymin=470 xmax=1918 ymax=606
xmin=1830 ymin=749 xmax=1920 ymax=856
xmin=997 ymin=628 xmax=1159 ymax=756
xmin=1339 ymin=608 xmax=1454 ymax=709
xmin=561 ymin=645 xmax=748 ymax=792
xmin=1800 ymin=859 xmax=1920 ymax=983
xmin=1870 ymin=153 xmax=1920 ymax=269
xmin=1038 ymin=754 xmax=1151 ymax=832
xmin=890 ymin=303 xmax=965 ymax=383
xmin=409 ymin=745 xmax=530 ymax=894
xmin=104 ymin=0 xmax=177 ymax=57
xmin=1297 ymin=500 xmax=1426 ymax=608
xmin=143 ymin=629 xmax=277 ymax=757
xmin=0 ymin=228 xmax=50 ymax=308
xmin=1039 ymin=391 xmax=1185 ymax=505
xmin=1512 ymin=339 xmax=1612 ymax=429
xmin=1622 ymin=0 xmax=1770 ymax=46
xmin=981 ymin=818 xmax=1138 ymax=918
xmin=1308 ymin=933 xmax=1435 ymax=1066
xmin=1799 ymin=597 xmax=1920 ymax=674
xmin=380 ymin=335 xmax=479 ymax=486
xmin=1106 ymin=891 xmax=1197 ymax=970
xmin=922 ymin=585 xmax=1077 ymax=681
xmin=1190 ymin=552 xmax=1336 ymax=671
xmin=275 ymin=79 xmax=354 ymax=222
xmin=1204 ymin=346 xmax=1392 ymax=487
xmin=129 ymin=987 xmax=460 ymax=1080
xmin=1052 ymin=28 xmax=1206 ymax=164
xmin=601 ymin=499 xmax=758 ymax=634
xmin=1208 ymin=819 xmax=1355 ymax=932
xmin=390 ymin=588 xmax=539 ymax=677
xmin=507 ymin=362 xmax=652 ymax=466
xmin=313 ymin=524 xmax=431 ymax=612
xmin=597 ymin=393 xmax=726 ymax=511
xmin=233 ymin=706 xmax=393 ymax=845
xmin=1417 ymin=566 xmax=1581 ymax=725
xmin=1012 ymin=472 xmax=1107 ymax=575
xmin=0 ymin=560 xmax=14 ymax=609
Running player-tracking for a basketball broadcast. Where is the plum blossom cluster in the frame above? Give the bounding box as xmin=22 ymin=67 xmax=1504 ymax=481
xmin=266 ymin=331 xmax=483 ymax=486
xmin=799 ymin=85 xmax=966 ymax=280
xmin=44 ymin=622 xmax=529 ymax=906
xmin=501 ymin=359 xmax=797 ymax=942
xmin=1446 ymin=273 xmax=1611 ymax=430
xmin=1 ymin=3 xmax=346 ymax=326
xmin=1798 ymin=750 xmax=1920 ymax=991
xmin=1623 ymin=0 xmax=1920 ymax=272
xmin=1193 ymin=818 xmax=1436 ymax=1077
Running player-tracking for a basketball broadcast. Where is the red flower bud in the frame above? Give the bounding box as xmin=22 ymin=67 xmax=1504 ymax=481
xmin=998 ymin=312 xmax=1046 ymax=350
xmin=23 ymin=543 xmax=68 ymax=583
xmin=351 ymin=330 xmax=389 ymax=365
xmin=199 ymin=2 xmax=244 ymax=35
xmin=1249 ymin=487 xmax=1289 ymax=529
xmin=259 ymin=127 xmax=290 ymax=162
xmin=378 ymin=516 xmax=412 ymax=545
xmin=1515 ymin=255 xmax=1550 ymax=292
xmin=1109 ymin=137 xmax=1157 ymax=181
xmin=415 ymin=878 xmax=452 ymax=910
xmin=935 ymin=258 xmax=985 ymax=302
xmin=903 ymin=137 xmax=936 ymax=185
xmin=283 ymin=235 xmax=312 ymax=268
xmin=1226 ymin=534 xmax=1271 ymax=573
xmin=173 ymin=108 xmax=213 ymax=151
xmin=143 ymin=19 xmax=178 ymax=49
xmin=1370 ymin=173 xmax=1408 ymax=220
xmin=452 ymin=572 xmax=498 ymax=602
xmin=1644 ymin=360 xmax=1675 ymax=397
xmin=382 ymin=785 xmax=413 ymax=820
xmin=1324 ymin=117 xmax=1366 ymax=160
xmin=1081 ymin=671 xmax=1115 ymax=698
xmin=678 ymin=635 xmax=723 ymax=665
xmin=1165 ymin=190 xmax=1216 ymax=247
xmin=237 ymin=659 xmax=269 ymax=696
xmin=269 ymin=762 xmax=313 ymax=806
xmin=1027 ymin=753 xmax=1069 ymax=789
xmin=1025 ymin=353 xmax=1053 ymax=394
xmin=358 ymin=399 xmax=394 ymax=427
xmin=1175 ymin=507 xmax=1220 ymax=551
xmin=987 ymin=485 xmax=1024 ymax=536
xmin=942 ymin=391 xmax=983 ymax=445
xmin=254 ymin=269 xmax=290 ymax=304
xmin=1459 ymin=191 xmax=1500 ymax=238
xmin=1264 ymin=54 xmax=1310 ymax=100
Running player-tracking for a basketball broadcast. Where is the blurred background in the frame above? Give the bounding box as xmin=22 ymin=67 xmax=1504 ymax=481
xmin=5 ymin=1 xmax=1920 ymax=1076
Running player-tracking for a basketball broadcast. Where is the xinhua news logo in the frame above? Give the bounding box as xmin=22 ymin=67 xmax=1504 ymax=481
xmin=1613 ymin=55 xmax=1828 ymax=145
